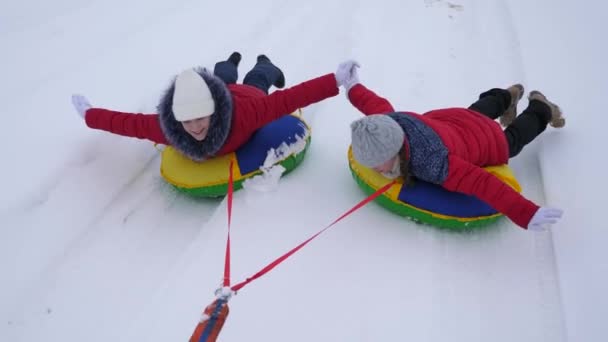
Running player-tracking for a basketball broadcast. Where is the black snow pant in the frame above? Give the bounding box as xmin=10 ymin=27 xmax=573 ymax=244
xmin=468 ymin=88 xmax=552 ymax=158
xmin=213 ymin=58 xmax=283 ymax=95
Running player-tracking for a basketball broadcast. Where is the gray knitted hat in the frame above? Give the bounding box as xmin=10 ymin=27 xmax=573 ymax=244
xmin=351 ymin=114 xmax=405 ymax=167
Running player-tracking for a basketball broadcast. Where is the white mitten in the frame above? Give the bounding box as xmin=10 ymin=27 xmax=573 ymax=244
xmin=335 ymin=60 xmax=360 ymax=91
xmin=527 ymin=207 xmax=563 ymax=231
xmin=71 ymin=94 xmax=92 ymax=119
xmin=343 ymin=64 xmax=360 ymax=91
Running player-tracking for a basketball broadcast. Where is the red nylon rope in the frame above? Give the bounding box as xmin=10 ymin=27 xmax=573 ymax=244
xmin=222 ymin=160 xmax=235 ymax=287
xmin=230 ymin=181 xmax=395 ymax=292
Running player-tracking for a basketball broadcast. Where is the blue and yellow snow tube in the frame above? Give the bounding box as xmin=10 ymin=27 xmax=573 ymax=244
xmin=348 ymin=147 xmax=522 ymax=229
xmin=160 ymin=112 xmax=310 ymax=197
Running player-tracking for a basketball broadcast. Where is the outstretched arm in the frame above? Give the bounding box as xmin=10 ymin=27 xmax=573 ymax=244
xmin=347 ymin=83 xmax=395 ymax=115
xmin=241 ymin=73 xmax=340 ymax=130
xmin=335 ymin=61 xmax=395 ymax=115
xmin=85 ymin=108 xmax=168 ymax=145
xmin=442 ymin=155 xmax=539 ymax=228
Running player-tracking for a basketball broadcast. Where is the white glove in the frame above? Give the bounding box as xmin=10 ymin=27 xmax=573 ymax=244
xmin=527 ymin=207 xmax=563 ymax=232
xmin=72 ymin=94 xmax=92 ymax=119
xmin=335 ymin=60 xmax=360 ymax=91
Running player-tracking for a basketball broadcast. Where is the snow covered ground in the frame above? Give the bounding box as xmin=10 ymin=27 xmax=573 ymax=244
xmin=508 ymin=1 xmax=608 ymax=341
xmin=0 ymin=0 xmax=605 ymax=341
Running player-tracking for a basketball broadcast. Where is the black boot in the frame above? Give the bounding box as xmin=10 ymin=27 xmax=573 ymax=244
xmin=228 ymin=52 xmax=241 ymax=67
xmin=257 ymin=54 xmax=285 ymax=88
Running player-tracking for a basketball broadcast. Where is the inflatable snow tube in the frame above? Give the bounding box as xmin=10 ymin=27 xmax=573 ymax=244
xmin=348 ymin=147 xmax=523 ymax=229
xmin=160 ymin=112 xmax=310 ymax=197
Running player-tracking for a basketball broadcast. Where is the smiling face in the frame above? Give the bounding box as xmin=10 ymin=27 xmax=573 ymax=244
xmin=181 ymin=117 xmax=211 ymax=141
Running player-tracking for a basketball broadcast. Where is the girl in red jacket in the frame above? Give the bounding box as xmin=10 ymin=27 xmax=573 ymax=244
xmin=339 ymin=61 xmax=565 ymax=231
xmin=71 ymin=52 xmax=345 ymax=162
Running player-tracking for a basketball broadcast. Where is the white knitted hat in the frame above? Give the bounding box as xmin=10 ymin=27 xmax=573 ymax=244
xmin=172 ymin=69 xmax=215 ymax=121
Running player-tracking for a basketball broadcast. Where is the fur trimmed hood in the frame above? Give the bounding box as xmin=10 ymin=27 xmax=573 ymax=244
xmin=157 ymin=68 xmax=233 ymax=161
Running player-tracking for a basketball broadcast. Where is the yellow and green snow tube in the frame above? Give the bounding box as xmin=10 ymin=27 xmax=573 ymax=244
xmin=348 ymin=147 xmax=522 ymax=229
xmin=161 ymin=113 xmax=310 ymax=197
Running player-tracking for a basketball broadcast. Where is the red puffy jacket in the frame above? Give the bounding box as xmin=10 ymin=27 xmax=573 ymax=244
xmin=85 ymin=73 xmax=339 ymax=156
xmin=348 ymin=83 xmax=539 ymax=228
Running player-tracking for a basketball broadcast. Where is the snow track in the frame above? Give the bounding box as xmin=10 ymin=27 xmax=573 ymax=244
xmin=1 ymin=1 xmax=569 ymax=341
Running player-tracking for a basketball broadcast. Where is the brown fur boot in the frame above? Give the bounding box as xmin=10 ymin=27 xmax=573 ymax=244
xmin=528 ymin=90 xmax=566 ymax=128
xmin=500 ymin=84 xmax=525 ymax=126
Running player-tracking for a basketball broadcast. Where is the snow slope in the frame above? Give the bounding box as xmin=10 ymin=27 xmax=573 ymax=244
xmin=508 ymin=1 xmax=608 ymax=341
xmin=1 ymin=0 xmax=602 ymax=341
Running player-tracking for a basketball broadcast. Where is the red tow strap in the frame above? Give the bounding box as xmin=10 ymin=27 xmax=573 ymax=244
xmin=222 ymin=161 xmax=234 ymax=287
xmin=222 ymin=159 xmax=395 ymax=292
xmin=192 ymin=162 xmax=394 ymax=342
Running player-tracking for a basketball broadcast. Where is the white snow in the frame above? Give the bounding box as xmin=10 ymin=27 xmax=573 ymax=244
xmin=0 ymin=0 xmax=606 ymax=341
xmin=215 ymin=286 xmax=234 ymax=301
xmin=242 ymin=165 xmax=286 ymax=195
xmin=198 ymin=313 xmax=210 ymax=324
xmin=508 ymin=1 xmax=608 ymax=341
xmin=243 ymin=130 xmax=308 ymax=194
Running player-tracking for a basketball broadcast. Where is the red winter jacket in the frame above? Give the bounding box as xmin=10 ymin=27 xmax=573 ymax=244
xmin=85 ymin=73 xmax=339 ymax=159
xmin=348 ymin=83 xmax=539 ymax=228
